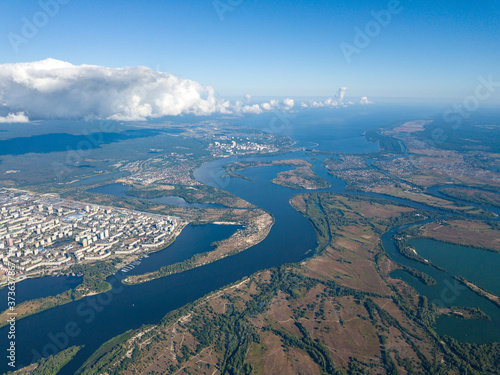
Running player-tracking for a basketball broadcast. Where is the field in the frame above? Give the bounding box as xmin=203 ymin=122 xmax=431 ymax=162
xmin=439 ymin=187 xmax=500 ymax=208
xmin=417 ymin=220 xmax=500 ymax=252
xmin=291 ymin=193 xmax=419 ymax=295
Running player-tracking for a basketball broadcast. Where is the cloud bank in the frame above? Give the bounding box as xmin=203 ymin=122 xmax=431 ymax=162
xmin=0 ymin=59 xmax=371 ymax=122
xmin=0 ymin=112 xmax=30 ymax=123
xmin=359 ymin=96 xmax=374 ymax=104
xmin=0 ymin=59 xmax=235 ymax=121
xmin=301 ymin=87 xmax=349 ymax=109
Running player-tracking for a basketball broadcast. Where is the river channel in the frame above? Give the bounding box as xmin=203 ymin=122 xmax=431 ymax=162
xmin=1 ymin=147 xmax=498 ymax=373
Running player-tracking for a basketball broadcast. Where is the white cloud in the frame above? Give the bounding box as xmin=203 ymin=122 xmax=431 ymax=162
xmin=0 ymin=112 xmax=30 ymax=123
xmin=231 ymin=101 xmax=263 ymax=115
xmin=234 ymin=101 xmax=263 ymax=114
xmin=0 ymin=59 xmax=233 ymax=121
xmin=260 ymin=102 xmax=272 ymax=111
xmin=337 ymin=87 xmax=347 ymax=102
xmin=301 ymin=87 xmax=348 ymax=109
xmin=0 ymin=60 xmax=370 ymax=122
xmin=283 ymin=98 xmax=295 ymax=109
xmin=232 ymin=98 xmax=298 ymax=115
xmin=359 ymin=96 xmax=374 ymax=104
xmin=241 ymin=104 xmax=263 ymax=114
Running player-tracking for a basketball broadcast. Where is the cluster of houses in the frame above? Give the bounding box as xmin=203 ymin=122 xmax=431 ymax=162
xmin=0 ymin=189 xmax=181 ymax=276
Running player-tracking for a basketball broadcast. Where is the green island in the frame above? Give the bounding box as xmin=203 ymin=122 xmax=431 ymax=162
xmin=124 ymin=182 xmax=254 ymax=209
xmin=398 ymin=265 xmax=437 ymax=286
xmin=225 ymin=159 xmax=331 ymax=190
xmin=7 ymin=347 xmax=81 ymax=375
xmin=453 ymin=276 xmax=500 ymax=310
xmin=439 ymin=187 xmax=500 ymax=209
xmin=437 ymin=307 xmax=491 ymax=321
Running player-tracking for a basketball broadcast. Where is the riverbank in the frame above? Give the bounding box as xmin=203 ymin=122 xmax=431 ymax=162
xmin=123 ymin=211 xmax=274 ymax=285
xmin=454 ymin=276 xmax=500 ymax=309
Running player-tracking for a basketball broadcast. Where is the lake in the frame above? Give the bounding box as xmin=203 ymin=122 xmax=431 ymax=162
xmin=409 ymin=238 xmax=500 ymax=296
xmin=384 ymin=231 xmax=500 ymax=344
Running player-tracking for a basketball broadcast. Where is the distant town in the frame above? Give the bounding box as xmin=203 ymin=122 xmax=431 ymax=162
xmin=0 ymin=188 xmax=181 ymax=283
xmin=207 ymin=136 xmax=282 ymax=157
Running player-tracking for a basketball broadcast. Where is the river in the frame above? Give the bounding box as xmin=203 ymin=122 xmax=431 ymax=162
xmin=0 ymin=154 xmax=326 ymax=374
xmin=0 ymin=109 xmax=498 ymax=373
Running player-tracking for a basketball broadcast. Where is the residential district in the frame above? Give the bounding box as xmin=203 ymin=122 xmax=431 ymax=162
xmin=0 ymin=188 xmax=181 ymax=283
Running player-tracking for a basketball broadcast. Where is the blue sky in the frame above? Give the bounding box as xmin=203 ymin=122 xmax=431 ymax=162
xmin=1 ymin=0 xmax=499 ymax=101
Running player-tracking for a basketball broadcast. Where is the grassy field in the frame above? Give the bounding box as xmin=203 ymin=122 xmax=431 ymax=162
xmin=418 ymin=220 xmax=500 ymax=252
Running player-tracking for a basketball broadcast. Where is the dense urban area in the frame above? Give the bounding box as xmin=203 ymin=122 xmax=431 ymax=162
xmin=0 ymin=189 xmax=180 ymax=282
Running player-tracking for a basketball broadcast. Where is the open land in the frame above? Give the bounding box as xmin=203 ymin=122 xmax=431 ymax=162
xmin=416 ymin=219 xmax=500 ymax=252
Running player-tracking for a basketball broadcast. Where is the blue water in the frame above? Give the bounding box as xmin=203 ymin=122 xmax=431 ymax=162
xmin=384 ymin=230 xmax=500 ymax=344
xmin=0 ymin=129 xmax=162 ymax=156
xmin=121 ymin=224 xmax=243 ymax=276
xmin=0 ymin=276 xmax=82 ymax=310
xmin=234 ymin=104 xmax=438 ymax=153
xmin=409 ymin=238 xmax=500 ymax=296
